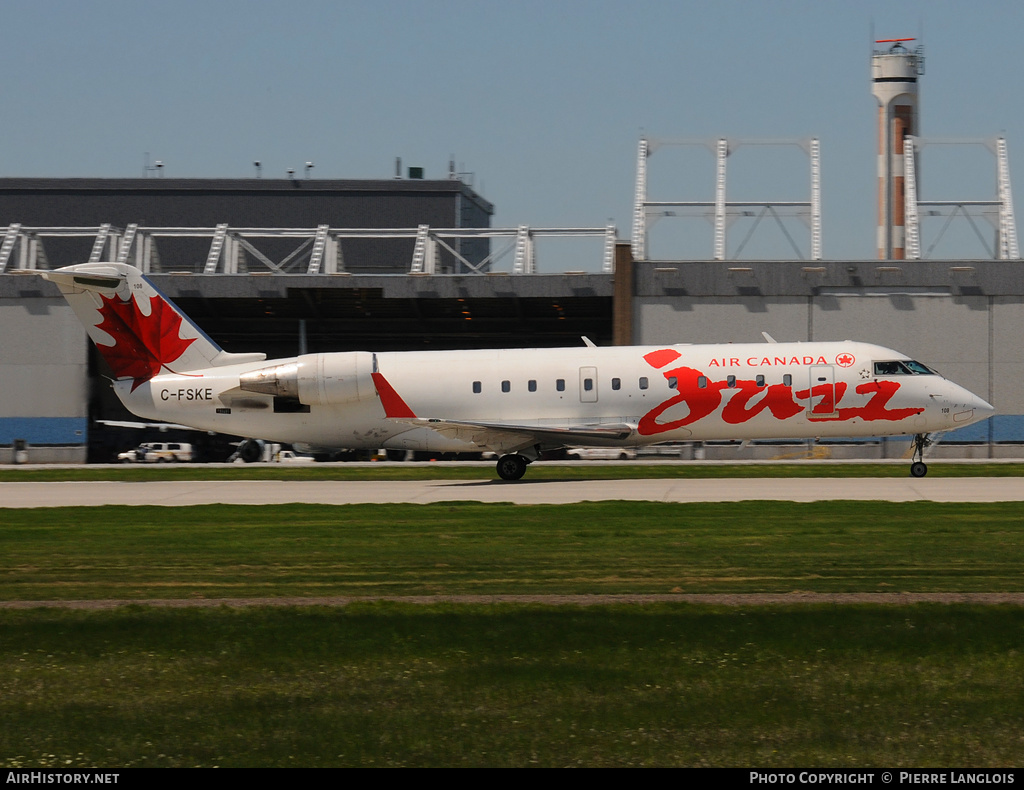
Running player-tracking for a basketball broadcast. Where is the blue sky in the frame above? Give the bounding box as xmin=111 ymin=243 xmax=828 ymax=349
xmin=3 ymin=0 xmax=1022 ymax=266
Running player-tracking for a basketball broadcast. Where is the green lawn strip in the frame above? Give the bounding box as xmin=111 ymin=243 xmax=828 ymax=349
xmin=3 ymin=502 xmax=1023 ymax=600
xmin=1 ymin=462 xmax=1022 ymax=482
xmin=1 ymin=603 xmax=1021 ymax=767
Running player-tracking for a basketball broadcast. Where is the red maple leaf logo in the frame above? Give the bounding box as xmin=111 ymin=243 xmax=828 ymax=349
xmin=94 ymin=294 xmax=197 ymax=390
xmin=836 ymin=353 xmax=855 ymax=368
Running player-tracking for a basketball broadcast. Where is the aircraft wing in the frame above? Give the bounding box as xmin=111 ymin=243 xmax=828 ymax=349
xmin=96 ymin=419 xmax=204 ymax=432
xmin=391 ymin=417 xmax=635 ymax=455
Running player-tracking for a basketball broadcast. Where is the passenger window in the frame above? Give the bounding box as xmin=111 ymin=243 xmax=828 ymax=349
xmin=528 ymin=379 xmax=537 ymax=392
xmin=639 ymin=377 xmax=649 ymax=390
xmin=556 ymin=379 xmax=566 ymax=392
xmin=756 ymin=374 xmax=765 ymax=387
xmin=611 ymin=378 xmax=621 ymax=391
xmin=697 ymin=376 xmax=707 ymax=389
xmin=501 ymin=380 xmax=510 ymax=393
xmin=472 ymin=381 xmax=481 ymax=394
xmin=783 ymin=374 xmax=792 ymax=387
xmin=667 ymin=376 xmax=678 ymax=390
xmin=727 ymin=375 xmax=736 ymax=388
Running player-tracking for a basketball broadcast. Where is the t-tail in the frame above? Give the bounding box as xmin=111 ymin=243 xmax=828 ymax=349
xmin=43 ymin=263 xmax=265 ymax=391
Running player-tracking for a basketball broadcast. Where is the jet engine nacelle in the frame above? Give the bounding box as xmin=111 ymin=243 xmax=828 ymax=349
xmin=238 ymin=351 xmax=375 ymax=406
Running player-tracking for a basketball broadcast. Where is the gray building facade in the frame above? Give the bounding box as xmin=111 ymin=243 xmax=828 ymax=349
xmin=0 ymin=177 xmax=493 ymax=274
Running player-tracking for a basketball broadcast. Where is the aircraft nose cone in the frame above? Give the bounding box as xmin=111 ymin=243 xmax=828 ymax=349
xmin=973 ymin=393 xmax=995 ymax=415
xmin=948 ymin=383 xmax=994 ymax=427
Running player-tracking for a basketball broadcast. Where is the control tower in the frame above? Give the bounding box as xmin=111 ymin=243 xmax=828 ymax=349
xmin=872 ymin=38 xmax=925 ymax=259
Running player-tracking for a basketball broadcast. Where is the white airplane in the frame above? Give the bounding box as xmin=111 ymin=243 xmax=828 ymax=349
xmin=43 ymin=262 xmax=994 ymax=480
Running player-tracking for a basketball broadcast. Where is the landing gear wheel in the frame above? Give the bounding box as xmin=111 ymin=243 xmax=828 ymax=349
xmin=909 ymin=433 xmax=931 ymax=478
xmin=496 ymin=454 xmax=528 ymax=481
xmin=239 ymin=439 xmax=263 ymax=464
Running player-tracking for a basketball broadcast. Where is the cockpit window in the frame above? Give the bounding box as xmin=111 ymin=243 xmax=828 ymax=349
xmin=873 ymin=360 xmax=936 ymax=376
xmin=903 ymin=360 xmax=936 ymax=375
xmin=874 ymin=361 xmax=903 ymax=375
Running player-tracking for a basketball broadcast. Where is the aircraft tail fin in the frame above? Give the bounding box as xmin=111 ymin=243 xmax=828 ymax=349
xmin=43 ymin=263 xmax=265 ymax=390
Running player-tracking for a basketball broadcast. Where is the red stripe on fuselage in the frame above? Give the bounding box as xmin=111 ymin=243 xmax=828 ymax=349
xmin=371 ymin=372 xmax=417 ymax=418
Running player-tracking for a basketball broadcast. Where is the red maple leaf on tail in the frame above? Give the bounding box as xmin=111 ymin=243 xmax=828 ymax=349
xmin=94 ymin=294 xmax=197 ymax=391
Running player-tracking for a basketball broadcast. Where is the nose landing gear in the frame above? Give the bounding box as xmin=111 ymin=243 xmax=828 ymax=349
xmin=910 ymin=433 xmax=931 ymax=477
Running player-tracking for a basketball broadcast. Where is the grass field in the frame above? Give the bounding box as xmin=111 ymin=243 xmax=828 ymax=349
xmin=2 ymin=603 xmax=1023 ymax=767
xmin=2 ymin=497 xmax=1023 ymax=767
xmin=3 ymin=501 xmax=1024 ymax=599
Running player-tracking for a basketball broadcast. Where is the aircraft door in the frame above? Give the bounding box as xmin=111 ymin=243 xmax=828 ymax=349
xmin=807 ymin=365 xmax=839 ymax=418
xmin=579 ymin=366 xmax=598 ymax=403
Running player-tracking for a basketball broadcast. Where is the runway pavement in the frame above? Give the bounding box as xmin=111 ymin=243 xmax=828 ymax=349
xmin=1 ymin=476 xmax=1022 ymax=507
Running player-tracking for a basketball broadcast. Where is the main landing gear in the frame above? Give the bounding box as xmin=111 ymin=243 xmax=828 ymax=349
xmin=910 ymin=433 xmax=931 ymax=478
xmin=496 ymin=453 xmax=530 ymax=481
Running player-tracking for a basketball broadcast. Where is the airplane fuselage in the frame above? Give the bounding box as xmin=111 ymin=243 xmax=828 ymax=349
xmin=117 ymin=341 xmax=986 ymax=454
xmin=41 ymin=262 xmax=994 ymax=478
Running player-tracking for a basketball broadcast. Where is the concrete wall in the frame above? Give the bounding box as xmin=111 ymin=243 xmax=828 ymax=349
xmin=993 ymin=296 xmax=1024 ymax=419
xmin=0 ymin=277 xmax=88 ymax=462
xmin=638 ymin=296 xmax=808 ymax=346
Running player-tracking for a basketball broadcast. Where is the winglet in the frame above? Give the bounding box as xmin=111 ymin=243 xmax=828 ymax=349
xmin=371 ymin=372 xmax=417 ymax=418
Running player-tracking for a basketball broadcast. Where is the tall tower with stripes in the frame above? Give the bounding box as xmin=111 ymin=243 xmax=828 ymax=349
xmin=872 ymin=39 xmax=924 ymax=259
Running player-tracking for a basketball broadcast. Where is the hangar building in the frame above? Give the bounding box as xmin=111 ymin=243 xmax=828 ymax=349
xmin=0 ymin=176 xmax=493 ymax=274
xmin=1 ymin=178 xmax=1021 ymax=463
